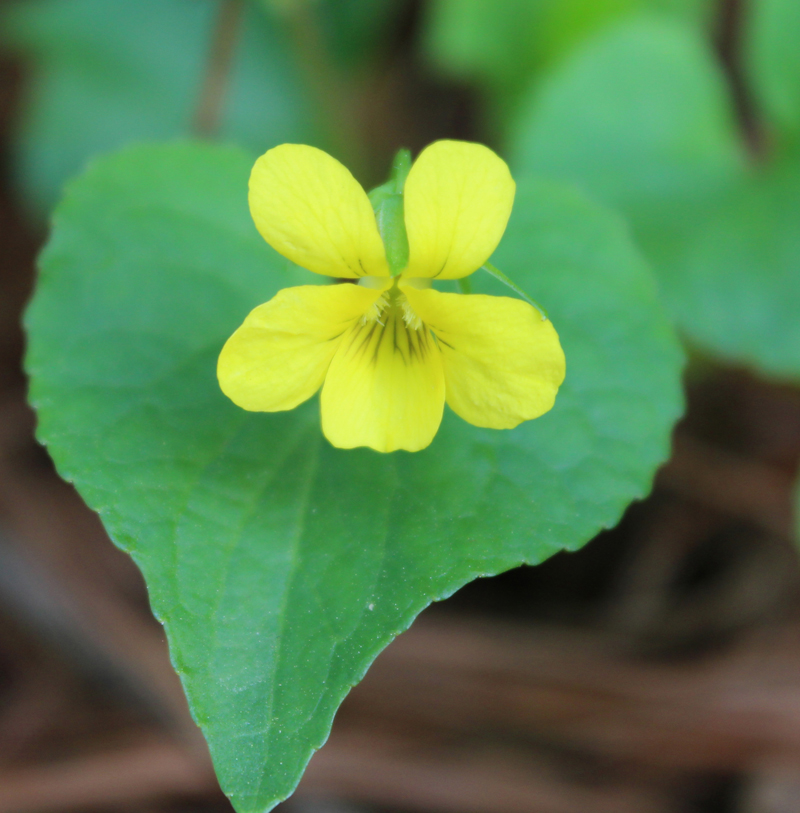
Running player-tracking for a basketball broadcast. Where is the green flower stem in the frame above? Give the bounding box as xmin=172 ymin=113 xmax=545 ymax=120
xmin=481 ymin=262 xmax=549 ymax=320
xmin=193 ymin=0 xmax=245 ymax=137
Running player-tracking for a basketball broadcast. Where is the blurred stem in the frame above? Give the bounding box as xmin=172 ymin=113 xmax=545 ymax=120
xmin=713 ymin=0 xmax=768 ymax=161
xmin=281 ymin=1 xmax=365 ymax=174
xmin=193 ymin=0 xmax=245 ymax=137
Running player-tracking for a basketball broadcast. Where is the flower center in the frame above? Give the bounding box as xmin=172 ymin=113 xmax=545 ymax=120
xmin=361 ymin=282 xmax=422 ymax=331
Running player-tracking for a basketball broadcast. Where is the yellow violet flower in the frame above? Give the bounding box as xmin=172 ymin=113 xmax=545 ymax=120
xmin=217 ymin=140 xmax=565 ymax=453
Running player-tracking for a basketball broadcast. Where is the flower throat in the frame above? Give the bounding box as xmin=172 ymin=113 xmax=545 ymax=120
xmin=361 ymin=282 xmax=422 ymax=331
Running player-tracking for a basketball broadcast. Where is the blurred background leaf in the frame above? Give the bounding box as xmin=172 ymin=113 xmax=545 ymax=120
xmin=422 ymin=0 xmax=715 ymax=130
xmin=0 ymin=0 xmax=313 ymax=217
xmin=314 ymin=0 xmax=407 ymax=71
xmin=26 ymin=140 xmax=683 ymax=812
xmin=745 ymin=0 xmax=800 ymax=150
xmin=666 ymin=155 xmax=800 ymax=378
xmin=510 ymin=15 xmax=746 ymax=240
xmin=510 ymin=8 xmax=800 ymax=381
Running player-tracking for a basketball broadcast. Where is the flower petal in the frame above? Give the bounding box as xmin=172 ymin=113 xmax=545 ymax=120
xmin=403 ymin=140 xmax=515 ymax=280
xmin=403 ymin=286 xmax=566 ymax=429
xmin=321 ymin=310 xmax=445 ymax=452
xmin=249 ymin=144 xmax=390 ymax=279
xmin=218 ymin=283 xmax=384 ymax=411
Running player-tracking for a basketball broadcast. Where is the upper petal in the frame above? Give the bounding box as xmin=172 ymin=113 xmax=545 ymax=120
xmin=321 ymin=309 xmax=445 ymax=452
xmin=249 ymin=144 xmax=390 ymax=279
xmin=403 ymin=140 xmax=515 ymax=280
xmin=403 ymin=286 xmax=565 ymax=429
xmin=218 ymin=283 xmax=383 ymax=412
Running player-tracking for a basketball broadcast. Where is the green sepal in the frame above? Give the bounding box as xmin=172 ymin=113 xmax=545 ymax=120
xmin=368 ymin=148 xmax=411 ymax=275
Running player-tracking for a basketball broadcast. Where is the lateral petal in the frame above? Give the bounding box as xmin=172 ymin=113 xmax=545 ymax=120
xmin=403 ymin=140 xmax=515 ymax=280
xmin=218 ymin=283 xmax=384 ymax=412
xmin=403 ymin=286 xmax=565 ymax=429
xmin=249 ymin=144 xmax=390 ymax=279
xmin=321 ymin=310 xmax=445 ymax=453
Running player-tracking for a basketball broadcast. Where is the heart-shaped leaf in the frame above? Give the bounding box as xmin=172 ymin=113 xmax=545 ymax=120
xmin=26 ymin=142 xmax=683 ymax=812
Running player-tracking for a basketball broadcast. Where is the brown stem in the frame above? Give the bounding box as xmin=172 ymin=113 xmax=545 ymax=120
xmin=193 ymin=0 xmax=245 ymax=138
xmin=714 ymin=0 xmax=769 ymax=161
xmin=282 ymin=2 xmax=365 ymax=175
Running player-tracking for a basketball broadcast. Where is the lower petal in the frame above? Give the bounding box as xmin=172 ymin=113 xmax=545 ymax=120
xmin=218 ymin=283 xmax=382 ymax=412
xmin=403 ymin=286 xmax=566 ymax=429
xmin=321 ymin=310 xmax=445 ymax=453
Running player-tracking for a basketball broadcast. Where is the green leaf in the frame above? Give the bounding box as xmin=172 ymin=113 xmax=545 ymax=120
xmin=1 ymin=0 xmax=311 ymax=216
xmin=510 ymin=14 xmax=800 ymax=380
xmin=315 ymin=0 xmax=407 ymax=70
xmin=746 ymin=0 xmax=800 ymax=146
xmin=26 ymin=142 xmax=683 ymax=812
xmin=511 ymin=15 xmax=747 ymax=242
xmin=665 ymin=153 xmax=800 ymax=377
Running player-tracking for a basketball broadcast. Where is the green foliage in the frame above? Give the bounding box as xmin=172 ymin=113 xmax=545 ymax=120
xmin=258 ymin=0 xmax=403 ymax=67
xmin=316 ymin=0 xmax=406 ymax=69
xmin=423 ymin=0 xmax=712 ymax=119
xmin=27 ymin=142 xmax=683 ymax=812
xmin=511 ymin=12 xmax=800 ymax=380
xmin=666 ymin=155 xmax=800 ymax=377
xmin=746 ymin=0 xmax=800 ymax=147
xmin=1 ymin=0 xmax=311 ymax=216
xmin=511 ymin=17 xmax=746 ymax=238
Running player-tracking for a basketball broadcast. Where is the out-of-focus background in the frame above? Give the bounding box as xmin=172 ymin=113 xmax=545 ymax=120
xmin=1 ymin=1 xmax=800 ymax=811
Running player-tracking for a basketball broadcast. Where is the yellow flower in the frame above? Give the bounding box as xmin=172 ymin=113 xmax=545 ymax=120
xmin=217 ymin=140 xmax=565 ymax=453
